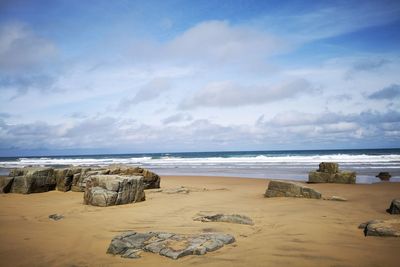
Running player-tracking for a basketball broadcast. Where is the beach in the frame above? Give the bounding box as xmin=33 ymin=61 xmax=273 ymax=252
xmin=0 ymin=175 xmax=399 ymax=267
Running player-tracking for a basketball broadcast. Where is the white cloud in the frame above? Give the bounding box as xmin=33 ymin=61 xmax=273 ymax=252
xmin=0 ymin=22 xmax=57 ymax=73
xmin=180 ymin=79 xmax=315 ymax=109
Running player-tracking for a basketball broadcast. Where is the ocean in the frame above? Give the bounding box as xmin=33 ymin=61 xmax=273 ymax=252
xmin=0 ymin=148 xmax=399 ymax=184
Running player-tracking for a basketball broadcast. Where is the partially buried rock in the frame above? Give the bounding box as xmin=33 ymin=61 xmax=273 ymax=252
xmin=49 ymin=214 xmax=64 ymax=221
xmin=193 ymin=213 xmax=254 ymax=225
xmin=264 ymin=180 xmax=321 ymax=199
xmin=323 ymin=196 xmax=347 ymax=201
xmin=387 ymin=199 xmax=400 ymax=214
xmin=361 ymin=219 xmax=400 ymax=237
xmin=84 ymin=175 xmax=145 ymax=207
xmin=9 ymin=167 xmax=56 ymax=194
xmin=376 ymin=172 xmax=391 ymax=181
xmin=107 ymin=231 xmax=235 ymax=260
xmin=0 ymin=176 xmax=14 ymax=193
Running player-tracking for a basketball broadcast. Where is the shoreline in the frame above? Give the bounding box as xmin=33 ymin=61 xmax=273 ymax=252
xmin=1 ymin=175 xmax=400 ymax=266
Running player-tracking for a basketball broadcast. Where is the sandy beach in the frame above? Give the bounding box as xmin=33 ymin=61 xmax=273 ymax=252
xmin=0 ymin=175 xmax=399 ymax=267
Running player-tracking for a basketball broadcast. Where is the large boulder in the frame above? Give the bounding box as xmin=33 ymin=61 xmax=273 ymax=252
xmin=387 ymin=199 xmax=400 ymax=214
xmin=361 ymin=219 xmax=400 ymax=237
xmin=0 ymin=176 xmax=14 ymax=193
xmin=9 ymin=167 xmax=56 ymax=194
xmin=70 ymin=168 xmax=106 ymax=192
xmin=105 ymin=165 xmax=160 ymax=189
xmin=55 ymin=168 xmax=83 ymax=192
xmin=308 ymin=162 xmax=356 ymax=184
xmin=107 ymin=231 xmax=235 ymax=260
xmin=265 ymin=180 xmax=321 ymax=199
xmin=84 ymin=175 xmax=145 ymax=207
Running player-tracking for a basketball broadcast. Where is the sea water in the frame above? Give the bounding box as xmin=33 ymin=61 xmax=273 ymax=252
xmin=0 ymin=148 xmax=399 ymax=183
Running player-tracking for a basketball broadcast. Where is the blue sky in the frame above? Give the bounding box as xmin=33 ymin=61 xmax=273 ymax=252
xmin=0 ymin=0 xmax=400 ymax=156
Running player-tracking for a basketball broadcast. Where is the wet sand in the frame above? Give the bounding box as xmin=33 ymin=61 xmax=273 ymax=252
xmin=0 ymin=175 xmax=399 ymax=267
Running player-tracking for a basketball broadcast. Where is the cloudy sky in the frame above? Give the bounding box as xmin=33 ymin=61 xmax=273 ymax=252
xmin=0 ymin=0 xmax=400 ymax=156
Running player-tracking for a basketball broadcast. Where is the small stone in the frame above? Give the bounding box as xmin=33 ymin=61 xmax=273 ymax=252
xmin=193 ymin=213 xmax=254 ymax=225
xmin=327 ymin=196 xmax=347 ymax=201
xmin=49 ymin=214 xmax=64 ymax=221
xmin=387 ymin=199 xmax=400 ymax=214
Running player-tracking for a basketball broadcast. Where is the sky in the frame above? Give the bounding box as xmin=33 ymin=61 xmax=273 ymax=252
xmin=0 ymin=0 xmax=400 ymax=156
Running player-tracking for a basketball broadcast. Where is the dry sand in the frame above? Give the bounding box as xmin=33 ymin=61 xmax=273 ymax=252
xmin=0 ymin=175 xmax=399 ymax=267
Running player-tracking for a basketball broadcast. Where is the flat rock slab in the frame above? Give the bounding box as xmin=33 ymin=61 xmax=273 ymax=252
xmin=387 ymin=199 xmax=400 ymax=214
xmin=360 ymin=219 xmax=400 ymax=237
xmin=323 ymin=196 xmax=347 ymax=201
xmin=265 ymin=180 xmax=321 ymax=199
xmin=107 ymin=231 xmax=235 ymax=260
xmin=194 ymin=213 xmax=254 ymax=225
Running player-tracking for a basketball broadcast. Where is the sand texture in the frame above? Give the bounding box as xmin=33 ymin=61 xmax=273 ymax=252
xmin=0 ymin=175 xmax=400 ymax=266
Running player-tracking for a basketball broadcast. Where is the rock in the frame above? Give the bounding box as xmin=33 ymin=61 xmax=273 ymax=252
xmin=361 ymin=219 xmax=400 ymax=237
xmin=71 ymin=168 xmax=96 ymax=192
xmin=107 ymin=231 xmax=235 ymax=260
xmin=358 ymin=219 xmax=383 ymax=229
xmin=387 ymin=199 xmax=400 ymax=214
xmin=55 ymin=168 xmax=82 ymax=192
xmin=264 ymin=180 xmax=321 ymax=199
xmin=84 ymin=175 xmax=145 ymax=206
xmin=10 ymin=167 xmax=56 ymax=194
xmin=49 ymin=214 xmax=64 ymax=221
xmin=318 ymin=162 xmax=339 ymax=174
xmin=105 ymin=165 xmax=160 ymax=189
xmin=194 ymin=213 xmax=254 ymax=225
xmin=0 ymin=176 xmax=14 ymax=193
xmin=376 ymin=172 xmax=391 ymax=181
xmin=308 ymin=162 xmax=356 ymax=184
xmin=323 ymin=196 xmax=347 ymax=201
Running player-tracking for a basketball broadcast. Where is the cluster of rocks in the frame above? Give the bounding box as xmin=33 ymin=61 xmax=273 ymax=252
xmin=359 ymin=199 xmax=400 ymax=237
xmin=107 ymin=231 xmax=235 ymax=260
xmin=308 ymin=162 xmax=356 ymax=184
xmin=193 ymin=213 xmax=254 ymax=225
xmin=0 ymin=165 xmax=160 ymax=195
xmin=264 ymin=180 xmax=321 ymax=199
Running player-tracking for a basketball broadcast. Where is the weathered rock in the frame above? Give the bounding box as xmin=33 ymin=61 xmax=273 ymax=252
xmin=194 ymin=213 xmax=254 ymax=225
xmin=361 ymin=219 xmax=400 ymax=237
xmin=105 ymin=165 xmax=160 ymax=189
xmin=308 ymin=162 xmax=356 ymax=184
xmin=84 ymin=175 xmax=145 ymax=206
xmin=318 ymin=162 xmax=339 ymax=174
xmin=376 ymin=172 xmax=391 ymax=181
xmin=0 ymin=176 xmax=14 ymax=193
xmin=10 ymin=167 xmax=56 ymax=194
xmin=387 ymin=199 xmax=400 ymax=214
xmin=107 ymin=231 xmax=235 ymax=260
xmin=55 ymin=168 xmax=82 ymax=192
xmin=264 ymin=180 xmax=321 ymax=199
xmin=71 ymin=168 xmax=96 ymax=192
xmin=49 ymin=214 xmax=64 ymax=221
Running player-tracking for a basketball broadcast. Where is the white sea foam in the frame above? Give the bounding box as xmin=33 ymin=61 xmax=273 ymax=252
xmin=0 ymin=154 xmax=399 ymax=168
